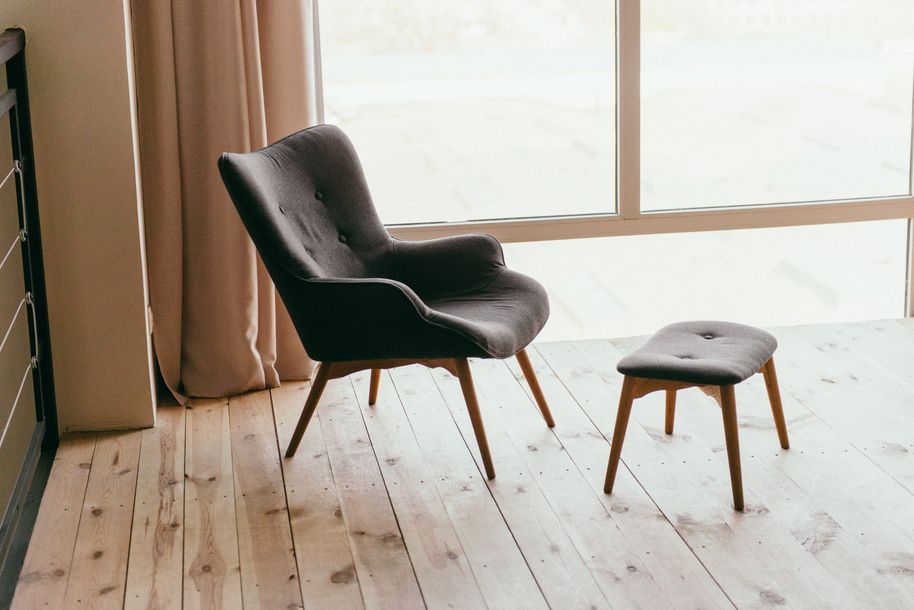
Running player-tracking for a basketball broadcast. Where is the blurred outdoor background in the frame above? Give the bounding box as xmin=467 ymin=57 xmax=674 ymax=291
xmin=320 ymin=1 xmax=914 ymax=340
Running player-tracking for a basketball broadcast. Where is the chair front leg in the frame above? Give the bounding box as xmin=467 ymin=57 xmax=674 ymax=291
xmin=515 ymin=348 xmax=555 ymax=428
xmin=454 ymin=358 xmax=496 ymax=479
xmin=285 ymin=361 xmax=334 ymax=457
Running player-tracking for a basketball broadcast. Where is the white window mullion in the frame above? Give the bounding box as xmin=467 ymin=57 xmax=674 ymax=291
xmin=616 ymin=0 xmax=640 ymax=219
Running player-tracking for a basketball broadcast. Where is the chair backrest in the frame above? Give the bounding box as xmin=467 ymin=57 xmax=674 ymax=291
xmin=218 ymin=124 xmax=392 ymax=285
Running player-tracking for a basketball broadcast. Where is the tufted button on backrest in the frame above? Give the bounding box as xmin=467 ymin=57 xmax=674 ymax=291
xmin=219 ymin=125 xmax=393 ymax=283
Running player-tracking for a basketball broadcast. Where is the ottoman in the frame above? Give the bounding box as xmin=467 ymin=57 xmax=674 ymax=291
xmin=603 ymin=321 xmax=790 ymax=511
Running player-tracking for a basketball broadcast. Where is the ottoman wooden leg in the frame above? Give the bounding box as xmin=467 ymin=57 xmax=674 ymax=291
xmin=719 ymin=384 xmax=744 ymax=511
xmin=368 ymin=368 xmax=382 ymax=405
xmin=761 ymin=358 xmax=790 ymax=449
xmin=665 ymin=390 xmax=676 ymax=434
xmin=604 ymin=376 xmax=636 ymax=494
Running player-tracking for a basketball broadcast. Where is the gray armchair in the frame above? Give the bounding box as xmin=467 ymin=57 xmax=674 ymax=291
xmin=218 ymin=124 xmax=553 ymax=478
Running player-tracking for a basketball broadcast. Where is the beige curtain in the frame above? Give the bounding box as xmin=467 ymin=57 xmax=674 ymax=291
xmin=131 ymin=1 xmax=319 ymax=401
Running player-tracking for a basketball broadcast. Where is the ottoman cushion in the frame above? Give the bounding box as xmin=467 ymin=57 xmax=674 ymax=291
xmin=617 ymin=321 xmax=777 ymax=385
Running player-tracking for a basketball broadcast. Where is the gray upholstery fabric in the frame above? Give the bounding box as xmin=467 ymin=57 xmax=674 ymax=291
xmin=217 ymin=124 xmax=549 ymax=362
xmin=617 ymin=321 xmax=777 ymax=385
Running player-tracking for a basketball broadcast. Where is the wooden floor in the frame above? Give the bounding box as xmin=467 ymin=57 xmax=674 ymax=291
xmin=12 ymin=319 xmax=914 ymax=609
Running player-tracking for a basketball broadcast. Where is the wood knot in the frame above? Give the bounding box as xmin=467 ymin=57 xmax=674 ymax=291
xmin=91 ymin=508 xmax=103 ymax=516
xmin=330 ymin=566 xmax=355 ymax=584
xmin=201 ymin=564 xmax=212 ymax=572
xmin=759 ymin=590 xmax=786 ymax=605
xmin=92 ymin=550 xmax=103 ymax=559
xmin=52 ymin=568 xmax=66 ymax=577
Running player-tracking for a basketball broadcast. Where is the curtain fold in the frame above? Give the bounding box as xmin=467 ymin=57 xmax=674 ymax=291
xmin=131 ymin=0 xmax=318 ymax=401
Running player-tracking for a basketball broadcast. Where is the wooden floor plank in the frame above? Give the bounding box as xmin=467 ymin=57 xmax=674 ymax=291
xmin=228 ymin=391 xmax=303 ymax=610
xmin=765 ymin=325 xmax=914 ymax=544
xmin=62 ymin=430 xmax=142 ymax=609
xmin=774 ymin=325 xmax=914 ymax=495
xmin=430 ymin=365 xmax=616 ymax=609
xmin=124 ymin=405 xmax=185 ymax=610
xmin=272 ymin=383 xmax=364 ymax=609
xmin=20 ymin=321 xmax=914 ymax=610
xmin=515 ymin=345 xmax=732 ymax=609
xmin=184 ymin=399 xmax=242 ymax=610
xmin=11 ymin=433 xmax=96 ymax=609
xmin=675 ymin=367 xmax=914 ymax=607
xmin=468 ymin=358 xmax=680 ymax=609
xmin=349 ymin=369 xmax=488 ymax=609
xmin=317 ymin=378 xmax=425 ymax=609
xmin=386 ymin=364 xmax=550 ymax=610
xmin=558 ymin=339 xmax=857 ymax=609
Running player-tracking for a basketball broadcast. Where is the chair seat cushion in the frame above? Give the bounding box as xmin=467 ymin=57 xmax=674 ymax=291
xmin=422 ymin=269 xmax=550 ymax=359
xmin=616 ymin=321 xmax=777 ymax=385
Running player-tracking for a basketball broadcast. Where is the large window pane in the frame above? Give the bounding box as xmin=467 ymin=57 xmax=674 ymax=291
xmin=642 ymin=2 xmax=914 ymax=211
xmin=504 ymin=220 xmax=907 ymax=340
xmin=320 ymin=1 xmax=615 ymax=224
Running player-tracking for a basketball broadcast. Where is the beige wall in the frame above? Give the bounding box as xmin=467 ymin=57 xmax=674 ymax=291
xmin=3 ymin=1 xmax=156 ymax=430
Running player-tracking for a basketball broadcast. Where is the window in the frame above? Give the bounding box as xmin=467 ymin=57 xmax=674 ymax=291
xmin=320 ymin=1 xmax=615 ymax=224
xmin=642 ymin=1 xmax=914 ymax=211
xmin=317 ymin=1 xmax=914 ymax=317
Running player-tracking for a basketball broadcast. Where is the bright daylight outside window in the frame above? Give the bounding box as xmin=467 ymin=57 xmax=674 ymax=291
xmin=320 ymin=1 xmax=615 ymax=224
xmin=641 ymin=0 xmax=914 ymax=211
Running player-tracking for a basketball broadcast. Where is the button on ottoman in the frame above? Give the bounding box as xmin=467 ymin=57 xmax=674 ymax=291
xmin=603 ymin=321 xmax=790 ymax=511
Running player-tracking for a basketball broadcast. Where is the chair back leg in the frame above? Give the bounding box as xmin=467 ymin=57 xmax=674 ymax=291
xmin=285 ymin=362 xmax=333 ymax=457
xmin=515 ymin=349 xmax=555 ymax=428
xmin=455 ymin=358 xmax=496 ymax=479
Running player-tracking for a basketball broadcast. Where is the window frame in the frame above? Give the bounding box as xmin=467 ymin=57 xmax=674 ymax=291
xmin=315 ymin=0 xmax=914 ymax=312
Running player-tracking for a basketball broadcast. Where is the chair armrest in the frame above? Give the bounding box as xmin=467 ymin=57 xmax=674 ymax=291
xmin=285 ymin=277 xmax=478 ymax=362
xmin=389 ymin=234 xmax=506 ymax=297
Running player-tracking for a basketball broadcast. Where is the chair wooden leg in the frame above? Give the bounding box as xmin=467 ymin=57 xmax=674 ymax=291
xmin=285 ymin=362 xmax=333 ymax=458
xmin=368 ymin=369 xmax=381 ymax=405
xmin=455 ymin=358 xmax=495 ymax=479
xmin=761 ymin=358 xmax=790 ymax=450
xmin=719 ymin=384 xmax=744 ymax=511
xmin=664 ymin=390 xmax=676 ymax=434
xmin=515 ymin=349 xmax=555 ymax=428
xmin=604 ymin=376 xmax=636 ymax=494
